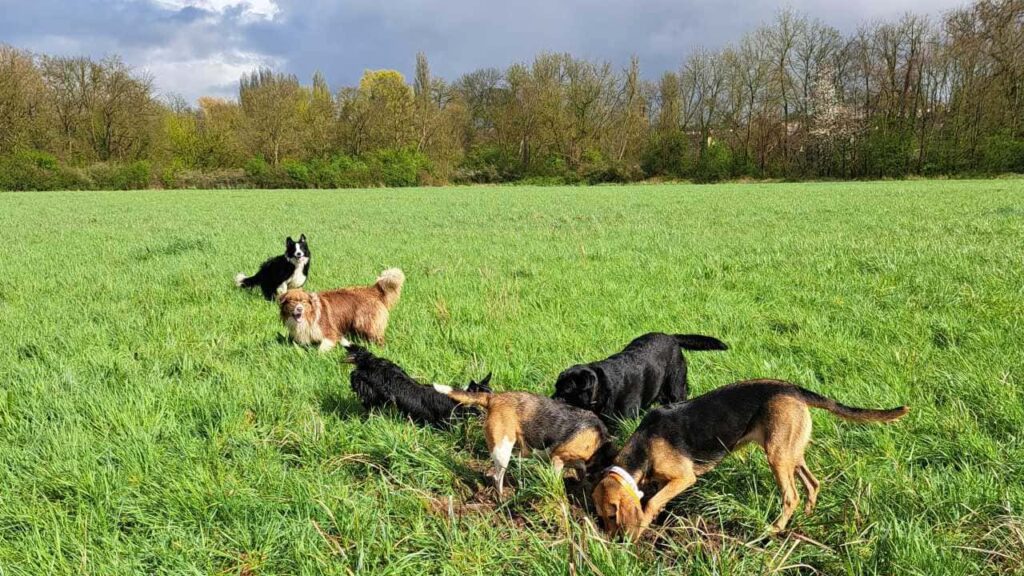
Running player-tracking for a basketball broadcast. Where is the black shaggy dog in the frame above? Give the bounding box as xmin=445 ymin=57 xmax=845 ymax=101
xmin=553 ymin=332 xmax=727 ymax=422
xmin=345 ymin=344 xmax=491 ymax=427
xmin=235 ymin=235 xmax=310 ymax=300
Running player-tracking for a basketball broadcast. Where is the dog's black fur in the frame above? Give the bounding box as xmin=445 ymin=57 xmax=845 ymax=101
xmin=235 ymin=235 xmax=311 ymax=300
xmin=345 ymin=344 xmax=491 ymax=428
xmin=552 ymin=332 xmax=727 ymax=422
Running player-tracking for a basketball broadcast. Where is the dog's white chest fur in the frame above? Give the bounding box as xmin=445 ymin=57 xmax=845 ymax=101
xmin=286 ymin=317 xmax=323 ymax=345
xmin=287 ymin=261 xmax=307 ymax=289
xmin=276 ymin=260 xmax=308 ymax=295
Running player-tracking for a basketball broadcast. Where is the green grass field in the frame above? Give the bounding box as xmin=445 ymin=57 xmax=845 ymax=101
xmin=1 ymin=181 xmax=1022 ymax=575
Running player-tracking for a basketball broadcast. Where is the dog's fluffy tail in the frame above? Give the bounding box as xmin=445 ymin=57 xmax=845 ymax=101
xmin=797 ymin=387 xmax=909 ymax=423
xmin=235 ymin=273 xmax=251 ymax=288
xmin=433 ymin=384 xmax=491 ymax=409
xmin=674 ymin=334 xmax=728 ymax=351
xmin=375 ymin=268 xmax=405 ymax=306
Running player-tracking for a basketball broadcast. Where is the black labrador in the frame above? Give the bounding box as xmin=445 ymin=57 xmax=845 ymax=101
xmin=552 ymin=332 xmax=727 ymax=422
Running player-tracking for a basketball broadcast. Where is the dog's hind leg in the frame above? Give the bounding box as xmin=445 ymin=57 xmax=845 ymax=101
xmin=661 ymin=365 xmax=689 ymax=404
xmin=796 ymin=462 xmax=819 ymax=514
xmin=490 ymin=436 xmax=514 ymax=497
xmin=355 ymin=308 xmax=389 ymax=345
xmin=767 ymin=457 xmax=799 ymax=532
xmin=764 ymin=398 xmax=811 ymax=532
xmin=485 ymin=421 xmax=515 ymax=498
xmin=551 ymin=428 xmax=602 ymax=481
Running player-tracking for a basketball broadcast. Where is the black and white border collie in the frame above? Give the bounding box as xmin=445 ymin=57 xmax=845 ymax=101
xmin=235 ymin=235 xmax=311 ymax=300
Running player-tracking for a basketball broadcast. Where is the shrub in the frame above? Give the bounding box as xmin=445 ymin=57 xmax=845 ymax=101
xmin=0 ymin=150 xmax=101 ymax=191
xmin=366 ymin=148 xmax=431 ymax=187
xmin=244 ymin=157 xmax=271 ymax=179
xmin=330 ymin=155 xmax=373 ymax=188
xmin=0 ymin=150 xmax=58 ymax=190
xmin=86 ymin=161 xmax=151 ymax=190
xmin=454 ymin=146 xmax=517 ymax=183
xmin=243 ymin=157 xmax=298 ymax=188
xmin=641 ymin=132 xmax=689 ymax=178
xmin=860 ymin=124 xmax=912 ymax=178
xmin=282 ymin=159 xmax=312 ymax=187
xmin=172 ymin=168 xmax=248 ymax=189
xmin=580 ymin=149 xmax=643 ymax=184
xmin=692 ymin=142 xmax=733 ymax=183
xmin=979 ymin=133 xmax=1024 ymax=174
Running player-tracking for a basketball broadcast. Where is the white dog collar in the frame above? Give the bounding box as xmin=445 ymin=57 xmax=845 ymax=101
xmin=607 ymin=466 xmax=644 ymax=502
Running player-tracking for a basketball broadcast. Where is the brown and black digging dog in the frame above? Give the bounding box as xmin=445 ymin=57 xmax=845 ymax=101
xmin=592 ymin=379 xmax=908 ymax=539
xmin=278 ymin=268 xmax=404 ymax=350
xmin=434 ymin=381 xmax=617 ymax=497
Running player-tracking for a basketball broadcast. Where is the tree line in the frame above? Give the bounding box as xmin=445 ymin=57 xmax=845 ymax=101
xmin=1 ymin=0 xmax=1021 ymax=190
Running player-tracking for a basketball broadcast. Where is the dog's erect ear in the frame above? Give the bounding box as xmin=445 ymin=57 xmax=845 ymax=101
xmin=286 ymin=236 xmax=295 ymax=249
xmin=299 ymin=234 xmax=307 ymax=243
xmin=480 ymin=372 xmax=492 ymax=387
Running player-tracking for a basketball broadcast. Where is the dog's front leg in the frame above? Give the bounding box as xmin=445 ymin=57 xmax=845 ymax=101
xmin=318 ymin=339 xmax=336 ymax=352
xmin=638 ymin=475 xmax=695 ymax=532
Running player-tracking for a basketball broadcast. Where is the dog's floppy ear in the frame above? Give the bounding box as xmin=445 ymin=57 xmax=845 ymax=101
xmin=616 ymin=496 xmax=644 ymax=539
xmin=578 ymin=368 xmax=600 ymax=406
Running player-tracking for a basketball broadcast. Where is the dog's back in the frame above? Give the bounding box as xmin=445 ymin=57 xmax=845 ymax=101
xmin=442 ymin=388 xmax=606 ymax=451
xmin=622 ymin=379 xmax=907 ymax=470
xmin=315 ymin=268 xmax=405 ymax=343
xmin=555 ymin=332 xmax=727 ymax=421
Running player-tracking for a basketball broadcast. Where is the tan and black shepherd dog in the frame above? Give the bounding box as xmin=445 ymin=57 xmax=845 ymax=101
xmin=592 ymin=379 xmax=908 ymax=539
xmin=434 ymin=382 xmax=616 ymax=497
xmin=278 ymin=268 xmax=404 ymax=350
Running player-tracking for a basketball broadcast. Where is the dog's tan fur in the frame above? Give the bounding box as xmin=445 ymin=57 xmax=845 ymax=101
xmin=279 ymin=268 xmax=404 ymax=350
xmin=593 ymin=380 xmax=908 ymax=539
xmin=438 ymin=388 xmax=609 ymax=497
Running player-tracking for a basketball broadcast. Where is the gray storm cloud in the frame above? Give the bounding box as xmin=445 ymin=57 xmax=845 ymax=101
xmin=0 ymin=0 xmax=967 ymax=102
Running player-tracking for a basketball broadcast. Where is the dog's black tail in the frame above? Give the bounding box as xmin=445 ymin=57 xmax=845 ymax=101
xmin=796 ymin=387 xmax=909 ymax=423
xmin=674 ymin=334 xmax=728 ymax=351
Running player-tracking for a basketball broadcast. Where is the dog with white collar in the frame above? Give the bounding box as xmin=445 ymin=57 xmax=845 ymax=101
xmin=592 ymin=379 xmax=908 ymax=539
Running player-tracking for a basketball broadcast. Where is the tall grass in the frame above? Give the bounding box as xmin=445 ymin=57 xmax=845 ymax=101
xmin=0 ymin=181 xmax=1021 ymax=574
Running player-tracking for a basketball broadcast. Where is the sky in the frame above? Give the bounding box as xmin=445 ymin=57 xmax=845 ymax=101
xmin=0 ymin=0 xmax=967 ymax=103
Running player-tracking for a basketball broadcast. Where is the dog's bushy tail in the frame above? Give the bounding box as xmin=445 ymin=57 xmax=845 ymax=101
xmin=235 ymin=273 xmax=252 ymax=288
xmin=797 ymin=387 xmax=909 ymax=423
xmin=433 ymin=384 xmax=491 ymax=409
xmin=674 ymin=334 xmax=728 ymax=351
xmin=375 ymin=268 xmax=405 ymax=307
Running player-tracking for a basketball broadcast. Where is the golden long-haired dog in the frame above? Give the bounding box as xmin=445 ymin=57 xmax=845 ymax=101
xmin=593 ymin=379 xmax=908 ymax=539
xmin=278 ymin=268 xmax=404 ymax=350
